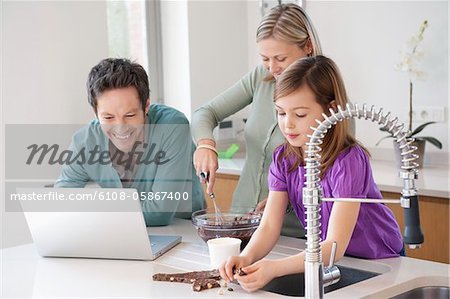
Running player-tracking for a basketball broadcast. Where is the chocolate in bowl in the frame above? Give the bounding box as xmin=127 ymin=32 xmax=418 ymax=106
xmin=192 ymin=209 xmax=262 ymax=250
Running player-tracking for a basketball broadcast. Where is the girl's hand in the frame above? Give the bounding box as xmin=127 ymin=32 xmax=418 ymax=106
xmin=235 ymin=259 xmax=278 ymax=292
xmin=193 ymin=139 xmax=218 ymax=194
xmin=219 ymin=255 xmax=252 ymax=283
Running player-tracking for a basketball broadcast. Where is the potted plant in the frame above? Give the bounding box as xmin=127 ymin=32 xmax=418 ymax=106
xmin=376 ymin=20 xmax=442 ymax=168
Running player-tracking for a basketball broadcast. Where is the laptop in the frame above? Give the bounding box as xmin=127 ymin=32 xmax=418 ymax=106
xmin=17 ymin=188 xmax=181 ymax=260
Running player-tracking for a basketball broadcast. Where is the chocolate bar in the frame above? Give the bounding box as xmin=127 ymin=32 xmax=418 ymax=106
xmin=152 ymin=269 xmax=221 ymax=292
xmin=192 ymin=278 xmax=221 ymax=292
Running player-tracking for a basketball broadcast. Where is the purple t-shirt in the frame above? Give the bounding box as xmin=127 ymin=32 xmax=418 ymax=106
xmin=268 ymin=144 xmax=403 ymax=259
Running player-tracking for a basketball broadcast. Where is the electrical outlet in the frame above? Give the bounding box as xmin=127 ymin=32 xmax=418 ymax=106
xmin=216 ymin=120 xmax=235 ymax=140
xmin=412 ymin=106 xmax=446 ymax=122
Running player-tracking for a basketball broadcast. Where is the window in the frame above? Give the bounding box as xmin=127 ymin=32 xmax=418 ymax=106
xmin=106 ymin=1 xmax=148 ymax=70
xmin=106 ymin=1 xmax=163 ymax=103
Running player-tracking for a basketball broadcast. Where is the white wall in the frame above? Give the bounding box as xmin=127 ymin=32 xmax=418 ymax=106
xmin=161 ymin=0 xmax=250 ymax=121
xmin=247 ymin=0 xmax=262 ymax=70
xmin=307 ymin=1 xmax=448 ymax=164
xmin=187 ymin=1 xmax=249 ymax=117
xmin=2 ymin=1 xmax=107 ymax=125
xmin=1 ymin=1 xmax=109 ymax=248
xmin=247 ymin=0 xmax=448 ymax=164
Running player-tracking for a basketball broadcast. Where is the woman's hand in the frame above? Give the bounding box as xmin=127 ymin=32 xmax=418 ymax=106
xmin=235 ymin=259 xmax=278 ymax=292
xmin=255 ymin=198 xmax=268 ymax=213
xmin=193 ymin=139 xmax=218 ymax=194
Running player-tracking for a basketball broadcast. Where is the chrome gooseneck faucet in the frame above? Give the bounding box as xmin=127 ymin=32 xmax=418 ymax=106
xmin=303 ymin=103 xmax=424 ymax=299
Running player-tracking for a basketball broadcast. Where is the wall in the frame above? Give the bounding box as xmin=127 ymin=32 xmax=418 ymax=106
xmin=187 ymin=1 xmax=249 ymax=119
xmin=247 ymin=0 xmax=262 ymax=70
xmin=2 ymin=2 xmax=107 ymax=125
xmin=161 ymin=0 xmax=250 ymax=122
xmin=247 ymin=0 xmax=449 ymax=165
xmin=1 ymin=1 xmax=109 ymax=248
xmin=307 ymin=1 xmax=448 ymax=164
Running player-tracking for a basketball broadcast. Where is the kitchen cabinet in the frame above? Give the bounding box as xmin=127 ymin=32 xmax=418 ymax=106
xmin=208 ymin=173 xmax=449 ymax=264
xmin=384 ymin=191 xmax=449 ymax=264
xmin=203 ymin=173 xmax=239 ymax=213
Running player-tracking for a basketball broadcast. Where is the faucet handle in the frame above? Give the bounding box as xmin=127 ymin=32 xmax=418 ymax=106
xmin=328 ymin=241 xmax=337 ymax=268
xmin=323 ymin=241 xmax=341 ymax=287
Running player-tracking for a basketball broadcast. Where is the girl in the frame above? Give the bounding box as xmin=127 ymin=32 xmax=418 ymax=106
xmin=218 ymin=56 xmax=403 ymax=292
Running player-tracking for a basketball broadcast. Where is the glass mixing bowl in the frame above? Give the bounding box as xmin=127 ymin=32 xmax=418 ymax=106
xmin=192 ymin=209 xmax=262 ymax=250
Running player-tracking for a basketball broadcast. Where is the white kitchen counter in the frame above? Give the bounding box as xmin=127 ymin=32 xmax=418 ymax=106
xmin=217 ymin=158 xmax=449 ymax=198
xmin=2 ymin=219 xmax=449 ymax=298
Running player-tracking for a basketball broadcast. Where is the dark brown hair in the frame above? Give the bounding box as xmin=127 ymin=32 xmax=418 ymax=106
xmin=87 ymin=58 xmax=149 ymax=112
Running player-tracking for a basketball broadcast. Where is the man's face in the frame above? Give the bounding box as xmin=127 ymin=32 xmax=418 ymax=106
xmin=96 ymin=86 xmax=149 ymax=153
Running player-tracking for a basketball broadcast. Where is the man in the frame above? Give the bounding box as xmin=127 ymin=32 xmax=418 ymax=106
xmin=55 ymin=58 xmax=204 ymax=225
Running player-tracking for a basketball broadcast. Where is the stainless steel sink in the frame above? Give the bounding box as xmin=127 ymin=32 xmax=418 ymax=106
xmin=390 ymin=286 xmax=450 ymax=299
xmin=262 ymin=265 xmax=380 ymax=297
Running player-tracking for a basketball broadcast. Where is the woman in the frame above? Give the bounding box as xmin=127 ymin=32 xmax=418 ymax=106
xmin=192 ymin=4 xmax=322 ymax=237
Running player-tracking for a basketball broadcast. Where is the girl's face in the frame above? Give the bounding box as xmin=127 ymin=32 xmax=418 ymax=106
xmin=257 ymin=37 xmax=309 ymax=80
xmin=275 ymin=85 xmax=327 ymax=149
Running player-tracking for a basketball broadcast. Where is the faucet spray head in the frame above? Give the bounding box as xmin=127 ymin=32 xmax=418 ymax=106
xmin=402 ymin=195 xmax=424 ymax=248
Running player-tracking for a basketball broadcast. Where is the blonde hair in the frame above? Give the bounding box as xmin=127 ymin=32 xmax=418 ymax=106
xmin=257 ymin=4 xmax=322 ymax=55
xmin=274 ymin=56 xmax=363 ymax=176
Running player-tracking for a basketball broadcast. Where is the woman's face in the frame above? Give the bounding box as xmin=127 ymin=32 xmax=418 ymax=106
xmin=257 ymin=37 xmax=309 ymax=80
xmin=275 ymin=85 xmax=327 ymax=150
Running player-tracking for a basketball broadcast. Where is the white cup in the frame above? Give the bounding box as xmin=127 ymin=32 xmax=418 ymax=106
xmin=207 ymin=237 xmax=242 ymax=268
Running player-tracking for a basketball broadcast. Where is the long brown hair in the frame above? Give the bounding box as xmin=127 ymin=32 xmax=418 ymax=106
xmin=274 ymin=56 xmax=364 ymax=176
xmin=257 ymin=3 xmax=322 ymax=81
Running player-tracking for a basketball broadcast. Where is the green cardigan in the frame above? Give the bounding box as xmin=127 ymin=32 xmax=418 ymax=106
xmin=55 ymin=104 xmax=204 ymax=226
xmin=192 ymin=65 xmax=284 ymax=210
